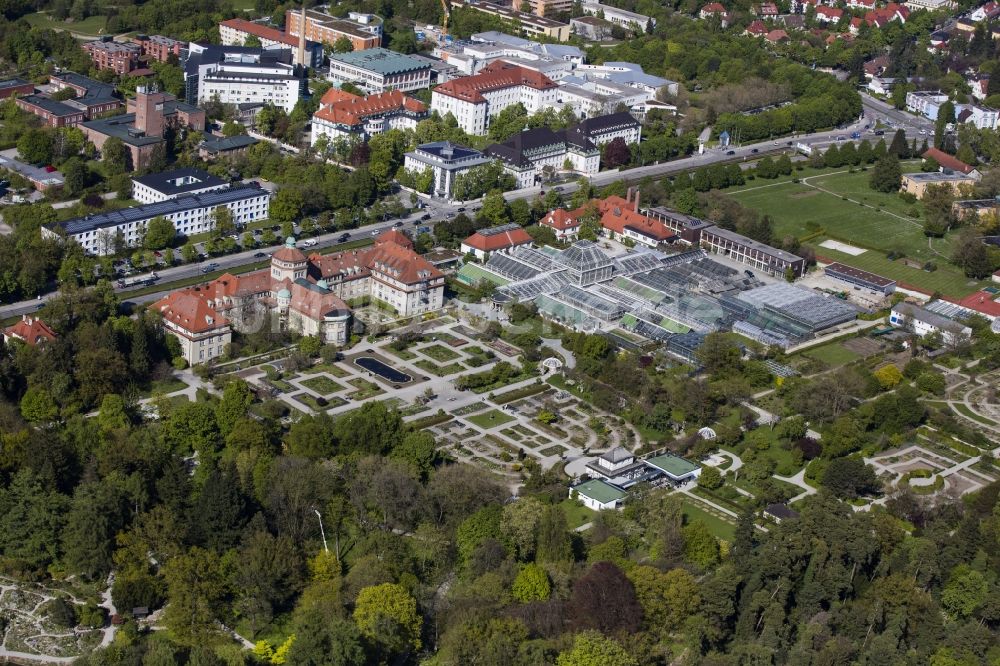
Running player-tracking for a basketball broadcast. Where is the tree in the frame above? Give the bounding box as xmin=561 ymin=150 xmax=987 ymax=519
xmin=682 ymin=520 xmax=720 ymax=568
xmin=951 ymin=230 xmax=996 ymax=278
xmin=536 ymin=505 xmax=572 ymax=564
xmin=480 ymin=190 xmax=511 ymax=226
xmin=162 ymin=547 xmax=228 ymax=645
xmin=62 ymin=158 xmax=89 ymax=195
xmin=20 ymin=386 xmax=58 ymax=423
xmin=333 ymin=36 xmax=354 ymax=53
xmin=285 ymin=611 xmax=365 ymax=666
xmin=628 ymin=566 xmax=700 ymax=633
xmin=488 ymin=103 xmax=528 ymax=142
xmin=869 ymin=155 xmax=902 ymax=192
xmin=102 ymin=136 xmax=131 ymax=174
xmin=922 ymin=184 xmax=956 ymax=236
xmin=512 ymin=563 xmax=551 ymax=602
xmin=215 ymin=379 xmax=253 ymax=437
xmin=874 ymin=364 xmax=903 ymax=389
xmin=352 ymin=583 xmax=422 ymax=656
xmin=556 ymin=631 xmax=638 ymax=666
xmin=144 ymin=216 xmax=176 ymax=249
xmin=821 ymin=457 xmax=880 ymax=498
xmin=212 ymin=206 xmax=235 ymax=237
xmin=0 ymin=470 xmax=69 ymax=571
xmin=270 ymin=189 xmax=303 ymax=226
xmin=602 ymin=138 xmax=631 ymax=169
xmin=888 ymin=128 xmax=908 ymax=158
xmin=934 ymin=100 xmax=955 ymax=149
xmin=697 ymin=466 xmax=723 ymax=490
xmin=62 ymin=481 xmax=125 ymax=580
xmin=17 ymin=128 xmax=53 ymax=164
xmin=568 ymin=562 xmax=643 ymax=634
xmin=696 ymin=332 xmax=742 ymax=376
xmin=940 ymin=566 xmax=988 ymax=619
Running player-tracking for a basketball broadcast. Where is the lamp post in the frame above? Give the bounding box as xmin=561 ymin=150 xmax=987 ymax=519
xmin=314 ymin=508 xmax=329 ymax=554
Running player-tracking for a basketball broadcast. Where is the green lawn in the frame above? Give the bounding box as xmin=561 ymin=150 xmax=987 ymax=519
xmin=414 ymin=359 xmax=466 ymax=376
xmin=144 ymin=377 xmax=187 ymax=397
xmin=347 ymin=378 xmax=382 ymax=400
xmin=25 ymin=12 xmax=108 ymax=35
xmin=311 ymin=363 xmax=349 ymax=378
xmin=726 ymin=166 xmax=988 ymax=298
xmin=681 ymin=500 xmax=736 ymax=541
xmin=800 ymin=341 xmax=861 ymax=367
xmin=420 ymin=344 xmax=461 ymax=362
xmin=559 ymin=498 xmax=598 ymax=529
xmin=952 ymin=402 xmax=997 ymax=426
xmin=300 ymin=375 xmax=345 ymax=396
xmin=466 ymin=409 xmax=516 ymax=429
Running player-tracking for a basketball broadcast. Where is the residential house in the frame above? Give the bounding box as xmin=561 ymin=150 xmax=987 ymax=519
xmin=890 ymin=302 xmax=972 ymax=343
xmin=2 ymin=315 xmax=56 ymax=346
xmin=539 ymin=208 xmax=582 ymax=240
xmin=570 ymin=479 xmax=627 ymax=510
xmin=745 ymin=19 xmax=769 ymax=36
xmin=461 ymin=223 xmax=534 ymax=260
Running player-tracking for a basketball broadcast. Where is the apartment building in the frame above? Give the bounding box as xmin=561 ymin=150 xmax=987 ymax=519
xmin=218 ymin=18 xmax=323 ymax=68
xmin=580 ymin=1 xmax=654 ymax=31
xmin=131 ymin=168 xmax=228 ymax=204
xmin=524 ymin=0 xmax=574 ymax=17
xmin=285 ymin=8 xmax=382 ymax=51
xmin=328 ymin=47 xmax=431 ymax=93
xmin=466 ymin=3 xmax=571 ymax=40
xmin=310 ymin=88 xmax=427 ymax=145
xmin=0 ymin=78 xmax=34 ymax=100
xmin=430 ymin=61 xmax=558 ymax=135
xmin=83 ymin=39 xmax=142 ymax=74
xmin=43 ymin=184 xmax=271 ymax=255
xmin=185 ymin=44 xmax=306 ymax=113
xmin=15 ymin=95 xmax=85 ymax=128
xmin=485 ymin=126 xmax=599 ymax=187
xmin=133 ymin=34 xmax=184 ymax=63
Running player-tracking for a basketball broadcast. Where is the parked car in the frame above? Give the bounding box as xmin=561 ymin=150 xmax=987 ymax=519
xmin=253 ymin=252 xmax=266 ymax=258
xmin=726 ymin=150 xmax=735 ymax=155
xmin=338 ymin=233 xmax=350 ymax=242
xmin=750 ymin=148 xmax=758 ymax=154
xmin=457 ymin=207 xmax=466 ymax=212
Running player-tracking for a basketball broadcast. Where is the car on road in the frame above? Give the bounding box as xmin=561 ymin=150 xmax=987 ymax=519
xmin=371 ymin=229 xmax=380 ymax=236
xmin=726 ymin=150 xmax=735 ymax=155
xmin=786 ymin=141 xmax=793 ymax=146
xmin=457 ymin=207 xmax=466 ymax=212
xmin=421 ymin=213 xmax=431 ymax=221
xmin=874 ymin=129 xmax=885 ymax=136
xmin=338 ymin=233 xmax=350 ymax=242
xmin=253 ymin=252 xmax=266 ymax=258
xmin=393 ymin=221 xmax=404 ymax=227
xmin=850 ymin=132 xmax=861 ymax=139
xmin=836 ymin=136 xmax=846 ymax=141
xmin=201 ymin=262 xmax=220 ymax=274
xmin=418 ymin=226 xmax=431 ymax=234
xmin=303 ymin=239 xmax=318 ymax=248
xmin=750 ymin=148 xmax=758 ymax=154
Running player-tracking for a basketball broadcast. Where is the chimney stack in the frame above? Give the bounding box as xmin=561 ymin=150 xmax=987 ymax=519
xmin=633 ymin=189 xmax=640 ymax=213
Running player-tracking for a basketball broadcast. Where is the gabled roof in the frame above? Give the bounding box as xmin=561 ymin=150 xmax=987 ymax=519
xmin=922 ymin=147 xmax=975 ymax=174
xmin=462 ymin=224 xmax=534 ymax=252
xmin=540 ymin=208 xmax=582 ymax=230
xmin=765 ymin=29 xmax=790 ymax=42
xmin=366 ymin=240 xmax=443 ymax=284
xmin=154 ymin=291 xmax=229 ymax=334
xmin=816 ymin=6 xmax=843 ymax=19
xmin=746 ymin=19 xmax=768 ymax=35
xmin=375 ymin=228 xmax=414 ymax=250
xmin=701 ymin=2 xmax=727 ymax=12
xmin=600 ymin=446 xmax=634 ymax=463
xmin=432 ymin=61 xmax=557 ymax=104
xmin=595 ymin=195 xmax=675 ymax=241
xmin=312 ymin=89 xmax=426 ymax=128
xmin=3 ymin=316 xmax=56 ymax=345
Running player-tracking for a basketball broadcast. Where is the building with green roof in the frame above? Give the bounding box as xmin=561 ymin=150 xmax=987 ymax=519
xmin=645 ymin=453 xmax=701 ymax=483
xmin=328 ymin=47 xmax=432 ymax=93
xmin=571 ymin=479 xmax=627 ymax=511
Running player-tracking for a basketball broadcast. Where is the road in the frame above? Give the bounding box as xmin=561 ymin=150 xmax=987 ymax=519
xmin=0 ymin=93 xmax=934 ymax=319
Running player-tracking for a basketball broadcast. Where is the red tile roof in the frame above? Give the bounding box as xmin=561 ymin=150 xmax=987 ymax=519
xmin=766 ymin=29 xmax=790 ymax=42
xmin=701 ymin=2 xmax=727 ymax=13
xmin=375 ymin=228 xmax=414 ymax=250
xmin=816 ymin=6 xmax=843 ymax=20
xmin=320 ymin=87 xmax=360 ymax=106
xmin=272 ymin=244 xmax=308 ymax=263
xmin=951 ymin=290 xmax=1000 ymax=318
xmin=594 ymin=195 xmax=675 ymax=242
xmin=313 ymin=89 xmax=427 ymax=128
xmin=540 ymin=208 xmax=582 ymax=231
xmin=746 ymin=19 xmax=768 ymax=35
xmin=154 ymin=290 xmax=229 ymax=335
xmin=221 ymin=18 xmax=299 ymax=48
xmin=367 ymin=241 xmax=443 ymax=284
xmin=3 ymin=315 xmax=56 ymax=345
xmin=462 ymin=225 xmax=534 ymax=252
xmin=922 ymin=147 xmax=975 ymax=175
xmin=433 ymin=61 xmax=557 ymax=104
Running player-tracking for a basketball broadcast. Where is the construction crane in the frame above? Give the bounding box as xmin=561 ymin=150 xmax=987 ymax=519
xmin=440 ymin=0 xmax=451 ymax=37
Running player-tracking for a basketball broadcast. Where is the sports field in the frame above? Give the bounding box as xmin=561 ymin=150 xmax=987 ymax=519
xmin=726 ymin=167 xmax=987 ymax=297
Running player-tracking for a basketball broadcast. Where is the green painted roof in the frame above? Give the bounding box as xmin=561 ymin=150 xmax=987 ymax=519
xmin=573 ymin=479 xmax=626 ymax=504
xmin=457 ymin=262 xmax=509 ymax=286
xmin=329 ymin=47 xmax=428 ymax=75
xmin=646 ymin=454 xmax=700 ymax=479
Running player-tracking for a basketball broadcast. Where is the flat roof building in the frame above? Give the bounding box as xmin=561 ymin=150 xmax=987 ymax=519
xmin=185 ymin=44 xmax=307 ymax=113
xmin=132 ymin=168 xmax=229 ymax=204
xmin=901 ymin=172 xmax=978 ymax=199
xmin=570 ymin=479 xmax=627 ymax=510
xmin=467 ymin=2 xmax=572 ymax=41
xmin=700 ymin=226 xmax=805 ymax=277
xmin=580 ymin=1 xmax=654 ymax=31
xmin=199 ymin=134 xmax=259 ymax=159
xmin=0 ymin=78 xmax=34 ymax=100
xmin=824 ymin=262 xmax=896 ymax=295
xmin=83 ymin=38 xmax=142 ymax=75
xmin=285 ymin=8 xmax=382 ymax=52
xmin=219 ymin=18 xmax=323 ymax=69
xmin=328 ymin=47 xmax=432 ymax=94
xmin=43 ymin=184 xmax=271 ymax=255
xmin=15 ymin=94 xmax=85 ymax=128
